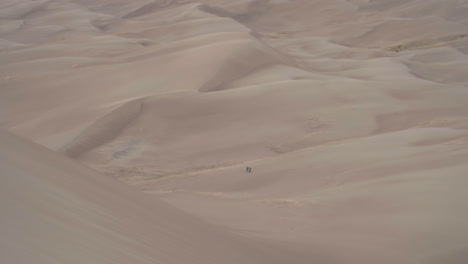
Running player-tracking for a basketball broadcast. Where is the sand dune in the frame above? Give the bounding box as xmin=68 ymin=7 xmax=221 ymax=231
xmin=147 ymin=128 xmax=468 ymax=263
xmin=1 ymin=0 xmax=468 ymax=263
xmin=0 ymin=129 xmax=314 ymax=264
xmin=60 ymin=99 xmax=143 ymax=157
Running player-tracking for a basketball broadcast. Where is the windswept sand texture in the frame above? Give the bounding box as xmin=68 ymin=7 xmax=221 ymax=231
xmin=1 ymin=0 xmax=468 ymax=263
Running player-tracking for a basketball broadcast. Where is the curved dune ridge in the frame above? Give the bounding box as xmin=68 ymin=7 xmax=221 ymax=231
xmin=199 ymin=34 xmax=297 ymax=92
xmin=60 ymin=99 xmax=143 ymax=157
xmin=0 ymin=129 xmax=311 ymax=264
xmin=1 ymin=0 xmax=468 ymax=263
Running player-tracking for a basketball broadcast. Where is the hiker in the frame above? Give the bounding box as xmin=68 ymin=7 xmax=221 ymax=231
xmin=246 ymin=166 xmax=250 ymax=172
xmin=249 ymin=167 xmax=252 ymax=173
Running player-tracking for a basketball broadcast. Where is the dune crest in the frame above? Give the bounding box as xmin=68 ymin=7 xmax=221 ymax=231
xmin=1 ymin=129 xmax=313 ymax=264
xmin=61 ymin=99 xmax=143 ymax=157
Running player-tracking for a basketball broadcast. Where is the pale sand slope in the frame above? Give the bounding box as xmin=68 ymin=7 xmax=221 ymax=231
xmin=0 ymin=129 xmax=313 ymax=264
xmin=147 ymin=128 xmax=468 ymax=263
xmin=1 ymin=0 xmax=468 ymax=263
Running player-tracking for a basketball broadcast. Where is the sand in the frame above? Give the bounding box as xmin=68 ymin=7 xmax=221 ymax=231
xmin=1 ymin=0 xmax=468 ymax=263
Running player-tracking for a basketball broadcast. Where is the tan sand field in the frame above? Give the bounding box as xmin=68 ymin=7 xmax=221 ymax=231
xmin=1 ymin=0 xmax=468 ymax=263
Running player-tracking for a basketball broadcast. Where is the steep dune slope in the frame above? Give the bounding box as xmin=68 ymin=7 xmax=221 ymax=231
xmin=0 ymin=129 xmax=309 ymax=264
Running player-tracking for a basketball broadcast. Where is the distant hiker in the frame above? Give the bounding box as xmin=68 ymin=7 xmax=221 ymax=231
xmin=246 ymin=166 xmax=250 ymax=173
xmin=249 ymin=167 xmax=252 ymax=173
